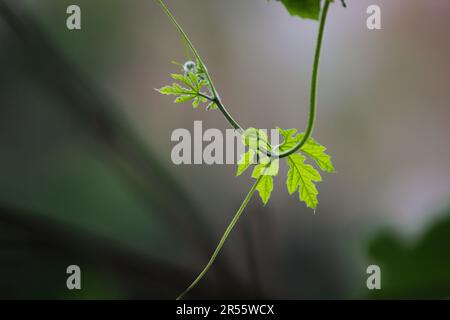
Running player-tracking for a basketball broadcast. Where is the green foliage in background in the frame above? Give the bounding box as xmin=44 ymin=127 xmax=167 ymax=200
xmin=367 ymin=209 xmax=450 ymax=299
xmin=275 ymin=0 xmax=346 ymax=20
xmin=277 ymin=0 xmax=322 ymax=20
xmin=0 ymin=0 xmax=233 ymax=298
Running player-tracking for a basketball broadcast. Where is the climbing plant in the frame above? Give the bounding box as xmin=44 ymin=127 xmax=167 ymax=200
xmin=155 ymin=0 xmax=345 ymax=299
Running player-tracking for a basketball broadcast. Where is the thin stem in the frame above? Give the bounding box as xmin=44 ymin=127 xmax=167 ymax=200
xmin=177 ymin=176 xmax=263 ymax=300
xmin=198 ymin=92 xmax=214 ymax=102
xmin=213 ymin=98 xmax=242 ymax=132
xmin=277 ymin=1 xmax=330 ymax=159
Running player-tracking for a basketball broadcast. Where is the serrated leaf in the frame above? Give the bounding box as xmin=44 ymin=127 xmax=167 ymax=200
xmin=174 ymin=94 xmax=195 ymax=103
xmin=200 ymin=79 xmax=209 ymax=88
xmin=278 ymin=0 xmax=322 ymax=21
xmin=298 ymin=176 xmax=319 ymax=209
xmin=237 ymin=150 xmax=255 ymax=176
xmin=278 ymin=128 xmax=335 ymax=173
xmin=256 ymin=175 xmax=273 ymax=205
xmin=252 ymin=158 xmax=279 ymax=178
xmin=206 ymin=102 xmax=218 ymax=110
xmin=277 ymin=127 xmax=301 ymax=151
xmin=192 ymin=97 xmax=200 ymax=108
xmin=242 ymin=128 xmax=271 ymax=151
xmin=300 ymin=136 xmax=335 ymax=173
xmin=171 ymin=60 xmax=183 ymax=67
xmin=171 ymin=73 xmax=186 ymax=83
xmin=157 ymin=85 xmax=173 ymax=95
xmin=188 ymin=71 xmax=200 ymax=90
xmin=286 ymin=153 xmax=322 ymax=209
xmin=157 ymin=84 xmax=186 ymax=95
xmin=159 ymin=62 xmax=212 ymax=110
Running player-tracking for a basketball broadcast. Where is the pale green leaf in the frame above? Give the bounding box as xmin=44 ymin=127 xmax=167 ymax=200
xmin=298 ymin=177 xmax=319 ymax=209
xmin=206 ymin=102 xmax=218 ymax=110
xmin=300 ymin=136 xmax=335 ymax=173
xmin=174 ymin=94 xmax=195 ymax=103
xmin=278 ymin=128 xmax=335 ymax=173
xmin=171 ymin=73 xmax=186 ymax=83
xmin=188 ymin=71 xmax=200 ymax=90
xmin=256 ymin=175 xmax=274 ymax=205
xmin=278 ymin=0 xmax=322 ymax=21
xmin=242 ymin=128 xmax=271 ymax=151
xmin=159 ymin=63 xmax=212 ymax=110
xmin=236 ymin=150 xmax=255 ymax=176
xmin=277 ymin=127 xmax=301 ymax=152
xmin=192 ymin=97 xmax=200 ymax=108
xmin=286 ymin=153 xmax=322 ymax=209
xmin=252 ymin=158 xmax=279 ymax=178
xmin=157 ymin=84 xmax=187 ymax=95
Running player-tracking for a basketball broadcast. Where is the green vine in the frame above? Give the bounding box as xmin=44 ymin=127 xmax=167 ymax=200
xmin=177 ymin=175 xmax=263 ymax=300
xmin=155 ymin=0 xmax=342 ymax=299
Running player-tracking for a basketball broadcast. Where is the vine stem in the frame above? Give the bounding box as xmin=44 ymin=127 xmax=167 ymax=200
xmin=177 ymin=176 xmax=263 ymax=300
xmin=277 ymin=0 xmax=331 ymax=158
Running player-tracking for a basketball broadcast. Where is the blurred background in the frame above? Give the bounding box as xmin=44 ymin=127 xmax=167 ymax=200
xmin=0 ymin=0 xmax=449 ymax=299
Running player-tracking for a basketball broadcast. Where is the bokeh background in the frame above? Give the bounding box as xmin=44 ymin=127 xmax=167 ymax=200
xmin=0 ymin=0 xmax=449 ymax=299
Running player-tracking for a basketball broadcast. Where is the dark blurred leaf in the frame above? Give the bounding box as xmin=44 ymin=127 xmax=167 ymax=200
xmin=0 ymin=204 xmax=201 ymax=299
xmin=277 ymin=0 xmax=321 ymax=20
xmin=367 ymin=209 xmax=450 ymax=299
xmin=0 ymin=0 xmax=244 ymax=298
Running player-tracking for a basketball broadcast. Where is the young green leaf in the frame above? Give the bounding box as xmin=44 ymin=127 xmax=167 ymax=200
xmin=278 ymin=127 xmax=301 ymax=151
xmin=242 ymin=128 xmax=271 ymax=152
xmin=171 ymin=73 xmax=187 ymax=84
xmin=236 ymin=130 xmax=278 ymax=205
xmin=256 ymin=175 xmax=274 ymax=205
xmin=236 ymin=149 xmax=256 ymax=176
xmin=157 ymin=83 xmax=190 ymax=96
xmin=278 ymin=128 xmax=335 ymax=173
xmin=236 ymin=149 xmax=278 ymax=204
xmin=192 ymin=95 xmax=207 ymax=108
xmin=252 ymin=158 xmax=279 ymax=178
xmin=277 ymin=0 xmax=322 ymax=21
xmin=188 ymin=71 xmax=200 ymax=90
xmin=286 ymin=153 xmax=322 ymax=209
xmin=252 ymin=158 xmax=279 ymax=205
xmin=174 ymin=94 xmax=196 ymax=103
xmin=206 ymin=102 xmax=218 ymax=111
xmin=157 ymin=61 xmax=212 ymax=109
xmin=299 ymin=136 xmax=335 ymax=173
